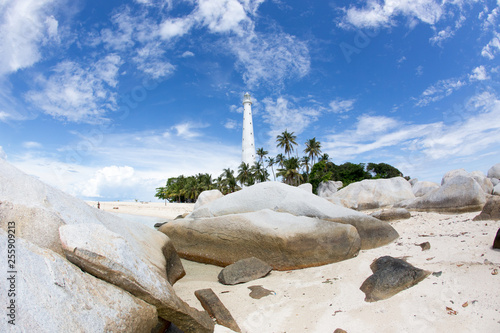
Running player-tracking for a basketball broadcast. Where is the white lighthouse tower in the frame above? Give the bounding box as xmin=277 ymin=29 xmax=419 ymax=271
xmin=242 ymin=92 xmax=256 ymax=165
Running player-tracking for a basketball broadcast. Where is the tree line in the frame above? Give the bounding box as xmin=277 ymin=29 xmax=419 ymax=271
xmin=155 ymin=130 xmax=404 ymax=203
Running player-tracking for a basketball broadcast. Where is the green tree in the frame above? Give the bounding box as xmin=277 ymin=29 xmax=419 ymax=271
xmin=256 ymin=147 xmax=268 ymax=163
xmin=276 ymin=153 xmax=286 ymax=169
xmin=276 ymin=130 xmax=298 ymax=158
xmin=251 ymin=161 xmax=269 ymax=183
xmin=367 ymin=162 xmax=403 ymax=178
xmin=237 ymin=162 xmax=255 ymax=187
xmin=304 ymin=138 xmax=322 ymax=165
xmin=267 ymin=156 xmax=276 ymax=181
xmin=277 ymin=157 xmax=303 ymax=186
xmin=301 ymin=156 xmax=311 ymax=181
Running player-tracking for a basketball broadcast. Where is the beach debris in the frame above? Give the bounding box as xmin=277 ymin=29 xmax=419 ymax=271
xmin=432 ymin=271 xmax=442 ymax=277
xmin=492 ymin=269 xmax=498 ymax=275
xmin=218 ymin=257 xmax=272 ymax=285
xmin=360 ymin=256 xmax=431 ymax=302
xmin=113 ymin=206 xmax=119 ymax=209
xmin=194 ymin=288 xmax=241 ymax=332
xmin=462 ymin=301 xmax=469 ymax=308
xmin=370 ymin=208 xmax=411 ymax=221
xmin=417 ymin=242 xmax=431 ymax=251
xmin=446 ymin=307 xmax=458 ymax=315
xmin=473 ymin=196 xmax=500 ymax=221
xmin=248 ymin=285 xmax=275 ymax=299
xmin=334 ymin=329 xmax=347 ymax=333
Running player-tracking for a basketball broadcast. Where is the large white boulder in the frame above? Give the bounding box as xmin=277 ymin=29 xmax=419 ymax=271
xmin=0 ymin=159 xmax=185 ymax=285
xmin=160 ymin=209 xmax=361 ymax=270
xmin=317 ymin=181 xmax=343 ymax=197
xmin=194 ymin=190 xmax=224 ymax=210
xmin=186 ymin=182 xmax=398 ymax=250
xmin=59 ymin=224 xmax=214 ymax=333
xmin=332 ymin=177 xmax=415 ymax=210
xmin=412 ymin=181 xmax=440 ymax=197
xmin=494 ymin=183 xmax=500 ymax=196
xmin=487 ymin=163 xmax=500 ymax=179
xmin=398 ymin=175 xmax=486 ymax=213
xmin=442 ymin=168 xmax=493 ymax=194
xmin=0 ymin=231 xmax=158 ymax=332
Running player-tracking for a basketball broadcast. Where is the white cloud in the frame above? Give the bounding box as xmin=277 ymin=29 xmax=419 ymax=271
xmin=224 ymin=119 xmax=238 ymax=129
xmin=181 ymin=51 xmax=195 ymax=57
xmin=469 ymin=65 xmax=489 ymax=81
xmin=329 ymin=98 xmax=356 ymax=114
xmin=341 ymin=0 xmax=443 ymax=29
xmin=23 ymin=141 xmax=42 ymax=149
xmin=0 ymin=0 xmax=62 ymax=76
xmin=195 ymin=0 xmax=250 ymax=35
xmin=25 ymin=54 xmax=122 ymax=123
xmin=132 ymin=43 xmax=175 ymax=79
xmin=159 ymin=17 xmax=195 ymax=39
xmin=229 ymin=31 xmax=310 ymax=88
xmin=0 ymin=146 xmax=7 ymax=160
xmin=415 ymin=65 xmax=424 ymax=76
xmin=481 ymin=32 xmax=500 ymax=60
xmin=171 ymin=122 xmax=209 ymax=139
xmin=262 ymin=96 xmax=320 ymax=148
xmin=323 ymin=92 xmax=500 ymax=181
xmin=416 ymin=77 xmax=466 ymax=106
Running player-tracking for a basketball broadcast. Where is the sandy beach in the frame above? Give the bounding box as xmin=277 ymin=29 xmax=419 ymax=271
xmin=86 ymin=201 xmax=500 ymax=332
xmin=86 ymin=201 xmax=195 ymax=220
xmin=172 ymin=211 xmax=500 ymax=332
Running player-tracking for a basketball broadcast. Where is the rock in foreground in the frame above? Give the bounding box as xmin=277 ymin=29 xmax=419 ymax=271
xmin=370 ymin=208 xmax=411 ymax=221
xmin=160 ymin=209 xmax=361 ymax=270
xmin=360 ymin=256 xmax=430 ymax=302
xmin=3 ymin=231 xmax=158 ymax=333
xmin=218 ymin=257 xmax=272 ymax=285
xmin=188 ymin=182 xmax=399 ymax=250
xmin=473 ymin=196 xmax=500 ymax=221
xmin=59 ymin=224 xmax=214 ymax=333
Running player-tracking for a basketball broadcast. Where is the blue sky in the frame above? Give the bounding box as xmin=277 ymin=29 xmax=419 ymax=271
xmin=1 ymin=0 xmax=499 ymax=201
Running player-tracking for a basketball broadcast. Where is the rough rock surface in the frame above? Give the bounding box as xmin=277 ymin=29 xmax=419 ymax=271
xmin=370 ymin=208 xmax=411 ymax=221
xmin=218 ymin=257 xmax=272 ymax=285
xmin=487 ymin=163 xmax=500 ymax=179
xmin=360 ymin=256 xmax=430 ymax=302
xmin=412 ymin=181 xmax=440 ymax=197
xmin=317 ymin=181 xmax=343 ymax=197
xmin=59 ymin=224 xmax=214 ymax=333
xmin=187 ymin=182 xmax=399 ymax=250
xmin=397 ymin=175 xmax=486 ymax=213
xmin=0 ymin=159 xmax=185 ymax=285
xmin=473 ymin=196 xmax=500 ymax=221
xmin=2 ymin=231 xmax=158 ymax=333
xmin=194 ymin=190 xmax=224 ymax=210
xmin=298 ymin=183 xmax=313 ymax=193
xmin=332 ymin=177 xmax=415 ymax=210
xmin=195 ymin=288 xmax=241 ymax=332
xmin=161 ymin=209 xmax=361 ymax=270
xmin=442 ymin=169 xmax=493 ymax=194
xmin=441 ymin=169 xmax=469 ymax=185
xmin=494 ymin=183 xmax=500 ymax=196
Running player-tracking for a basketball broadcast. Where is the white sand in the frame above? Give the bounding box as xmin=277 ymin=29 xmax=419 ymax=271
xmin=87 ymin=202 xmax=500 ymax=332
xmin=86 ymin=201 xmax=194 ymax=219
xmin=173 ymin=212 xmax=500 ymax=333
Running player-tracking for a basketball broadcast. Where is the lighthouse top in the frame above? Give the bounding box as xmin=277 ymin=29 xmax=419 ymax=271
xmin=243 ymin=92 xmax=252 ymax=105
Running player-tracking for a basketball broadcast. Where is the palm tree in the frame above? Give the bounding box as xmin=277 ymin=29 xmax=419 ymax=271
xmin=277 ymin=157 xmax=302 ymax=186
xmin=256 ymin=147 xmax=268 ymax=163
xmin=301 ymin=156 xmax=311 ymax=181
xmin=276 ymin=153 xmax=285 ymax=169
xmin=218 ymin=168 xmax=239 ymax=194
xmin=237 ymin=162 xmax=254 ymax=187
xmin=252 ymin=161 xmax=269 ymax=183
xmin=304 ymin=138 xmax=322 ymax=165
xmin=267 ymin=156 xmax=276 ymax=181
xmin=276 ymin=130 xmax=298 ymax=158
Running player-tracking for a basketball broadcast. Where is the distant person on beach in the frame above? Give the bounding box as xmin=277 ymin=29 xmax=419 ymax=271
xmin=97 ymin=202 xmax=100 ymax=209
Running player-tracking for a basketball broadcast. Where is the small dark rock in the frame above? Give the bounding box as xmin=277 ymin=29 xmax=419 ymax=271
xmin=334 ymin=329 xmax=347 ymax=333
xmin=432 ymin=271 xmax=442 ymax=277
xmin=218 ymin=257 xmax=272 ymax=285
xmin=473 ymin=196 xmax=500 ymax=221
xmin=194 ymin=288 xmax=241 ymax=332
xmin=494 ymin=228 xmax=500 ymax=249
xmin=417 ymin=242 xmax=431 ymax=251
xmin=360 ymin=256 xmax=430 ymax=302
xmin=248 ymin=285 xmax=274 ymax=299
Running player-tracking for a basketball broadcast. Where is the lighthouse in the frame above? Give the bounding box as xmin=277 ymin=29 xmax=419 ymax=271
xmin=241 ymin=92 xmax=256 ymax=165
